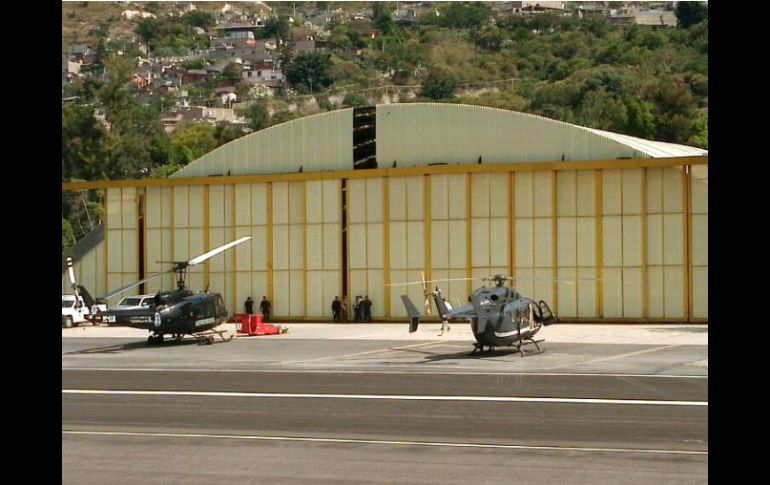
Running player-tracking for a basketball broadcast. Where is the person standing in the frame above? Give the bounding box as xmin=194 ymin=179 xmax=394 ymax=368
xmin=260 ymin=296 xmax=271 ymax=322
xmin=244 ymin=296 xmax=254 ymax=315
xmin=362 ymin=295 xmax=372 ymax=322
xmin=341 ymin=295 xmax=349 ymax=322
xmin=354 ymin=296 xmax=362 ymax=322
xmin=332 ymin=296 xmax=342 ymax=322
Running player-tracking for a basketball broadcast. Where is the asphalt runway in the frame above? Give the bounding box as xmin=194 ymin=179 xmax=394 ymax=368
xmin=62 ymin=336 xmax=707 ymax=484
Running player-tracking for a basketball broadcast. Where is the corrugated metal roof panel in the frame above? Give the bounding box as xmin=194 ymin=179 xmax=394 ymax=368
xmin=171 ymin=104 xmax=706 ymax=178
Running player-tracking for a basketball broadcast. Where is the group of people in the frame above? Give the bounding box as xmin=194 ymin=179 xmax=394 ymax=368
xmin=331 ymin=295 xmax=373 ymax=323
xmin=243 ymin=296 xmax=271 ymax=322
xmin=242 ymin=294 xmax=374 ymax=323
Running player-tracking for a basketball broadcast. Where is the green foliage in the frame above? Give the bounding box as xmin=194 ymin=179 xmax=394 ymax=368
xmin=169 ymin=123 xmax=218 ymax=164
xmin=372 ymin=2 xmax=395 ymax=35
xmin=577 ymin=89 xmax=628 ymax=132
xmin=62 ymin=104 xmax=108 ymax=180
xmin=420 ymin=69 xmax=456 ymax=100
xmin=675 ymin=2 xmax=708 ymax=29
xmin=238 ymin=99 xmax=271 ymax=132
xmin=424 ymin=3 xmax=491 ymax=29
xmin=134 ymin=15 xmax=208 ymax=55
xmin=286 ymin=52 xmax=333 ymax=93
xmin=182 ymin=10 xmax=214 ymax=30
xmin=688 ymin=116 xmax=708 ymax=149
xmin=222 ymin=62 xmax=243 ymax=81
xmin=342 ymin=92 xmax=370 ymax=108
xmin=152 ymin=163 xmax=184 ymax=179
xmin=213 ymin=121 xmax=245 ymax=146
xmin=263 ymin=16 xmax=290 ymax=41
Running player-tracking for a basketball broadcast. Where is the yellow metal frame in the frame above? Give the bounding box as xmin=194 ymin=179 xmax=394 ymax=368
xmin=641 ymin=169 xmax=648 ymax=319
xmin=382 ymin=177 xmax=390 ymax=316
xmin=423 ymin=174 xmax=432 ymax=298
xmin=594 ymin=170 xmax=603 ymax=317
xmin=550 ymin=171 xmax=558 ymax=312
xmin=509 ymin=173 xmax=515 ymax=280
xmin=465 ymin=173 xmax=472 ymax=296
xmin=68 ymin=156 xmax=708 ymax=323
xmin=62 ymin=157 xmax=708 ymax=191
xmin=683 ymin=165 xmax=692 ymax=321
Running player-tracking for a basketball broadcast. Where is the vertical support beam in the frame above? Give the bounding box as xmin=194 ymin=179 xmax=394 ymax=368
xmin=302 ymin=181 xmax=307 ymax=317
xmin=683 ymin=165 xmax=692 ymax=322
xmin=465 ymin=173 xmax=472 ymax=296
xmin=203 ymin=185 xmax=210 ymax=289
xmin=551 ymin=170 xmax=558 ymax=312
xmin=641 ymin=169 xmax=648 ymax=320
xmin=423 ymin=174 xmax=431 ymax=291
xmin=169 ymin=186 xmax=175 ymax=291
xmin=231 ymin=183 xmax=237 ymax=313
xmin=266 ymin=182 xmax=273 ymax=304
xmin=141 ymin=187 xmax=147 ymax=291
xmin=103 ymin=189 xmax=109 ymax=295
xmin=509 ymin=173 xmax=515 ymax=280
xmin=382 ymin=177 xmax=390 ymax=317
xmin=594 ymin=170 xmax=603 ymax=317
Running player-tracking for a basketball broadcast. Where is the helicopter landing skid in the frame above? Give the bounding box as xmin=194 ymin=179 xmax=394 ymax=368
xmin=194 ymin=329 xmax=234 ymax=345
xmin=515 ymin=338 xmax=545 ymax=357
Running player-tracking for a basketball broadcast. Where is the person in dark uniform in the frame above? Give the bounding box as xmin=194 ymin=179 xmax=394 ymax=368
xmin=362 ymin=296 xmax=372 ymax=322
xmin=331 ymin=296 xmax=342 ymax=322
xmin=260 ymin=296 xmax=271 ymax=321
xmin=244 ymin=296 xmax=254 ymax=315
xmin=354 ymin=296 xmax=362 ymax=322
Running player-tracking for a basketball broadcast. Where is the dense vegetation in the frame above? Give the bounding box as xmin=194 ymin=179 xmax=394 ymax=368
xmin=62 ymin=1 xmax=707 ymax=249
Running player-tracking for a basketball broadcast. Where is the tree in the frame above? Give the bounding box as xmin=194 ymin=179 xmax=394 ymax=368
xmin=263 ymin=15 xmax=290 ymax=43
xmin=372 ymin=2 xmax=394 ymax=35
xmin=222 ymin=62 xmax=243 ymax=81
xmin=576 ymin=89 xmax=628 ymax=132
xmin=420 ymin=69 xmax=456 ymax=100
xmin=62 ymin=104 xmax=107 ymax=180
xmin=675 ymin=2 xmax=708 ymax=29
xmin=169 ymin=123 xmax=218 ymax=164
xmin=238 ymin=99 xmax=271 ymax=132
xmin=285 ymin=52 xmax=333 ymax=93
xmin=342 ymin=92 xmax=370 ymax=108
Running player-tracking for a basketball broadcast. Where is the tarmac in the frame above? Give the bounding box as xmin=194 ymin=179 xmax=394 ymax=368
xmin=62 ymin=321 xmax=708 ymax=346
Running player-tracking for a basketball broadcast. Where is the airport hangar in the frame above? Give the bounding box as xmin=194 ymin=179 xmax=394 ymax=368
xmin=62 ymin=103 xmax=708 ymax=323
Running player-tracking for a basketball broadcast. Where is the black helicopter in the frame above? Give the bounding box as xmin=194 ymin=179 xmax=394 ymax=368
xmin=400 ymin=274 xmax=557 ymax=356
xmin=94 ymin=237 xmax=251 ymax=345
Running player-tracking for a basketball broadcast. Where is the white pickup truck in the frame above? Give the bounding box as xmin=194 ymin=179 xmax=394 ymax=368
xmin=62 ymin=294 xmax=107 ymax=328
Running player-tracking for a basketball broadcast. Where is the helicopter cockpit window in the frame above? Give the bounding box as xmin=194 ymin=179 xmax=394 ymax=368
xmin=216 ymin=295 xmax=225 ymax=313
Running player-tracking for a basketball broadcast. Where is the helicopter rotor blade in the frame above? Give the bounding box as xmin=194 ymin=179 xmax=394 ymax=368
xmin=66 ymin=257 xmax=77 ymax=290
xmin=102 ymin=269 xmax=174 ymax=300
xmin=187 ymin=237 xmax=252 ymax=266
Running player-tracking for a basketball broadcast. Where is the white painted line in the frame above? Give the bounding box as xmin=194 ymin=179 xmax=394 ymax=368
xmin=61 ymin=367 xmax=708 ymax=379
xmin=545 ymin=345 xmax=680 ymax=371
xmin=275 ymin=341 xmax=439 ymax=365
xmin=62 ymin=430 xmax=708 ymax=456
xmin=62 ymin=389 xmax=707 ymax=406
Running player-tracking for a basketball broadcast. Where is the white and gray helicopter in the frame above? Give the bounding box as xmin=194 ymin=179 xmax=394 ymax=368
xmin=399 ymin=273 xmax=558 ymax=356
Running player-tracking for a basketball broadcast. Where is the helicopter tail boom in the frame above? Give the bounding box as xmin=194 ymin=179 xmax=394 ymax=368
xmin=401 ymin=295 xmax=421 ymax=333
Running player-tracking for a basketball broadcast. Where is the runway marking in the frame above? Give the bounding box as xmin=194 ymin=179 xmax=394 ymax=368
xmin=62 ymin=430 xmax=708 ymax=456
xmin=61 ymin=367 xmax=708 ymax=379
xmin=62 ymin=389 xmax=707 ymax=406
xmin=545 ymin=345 xmax=680 ymax=371
xmin=274 ymin=341 xmax=440 ymax=365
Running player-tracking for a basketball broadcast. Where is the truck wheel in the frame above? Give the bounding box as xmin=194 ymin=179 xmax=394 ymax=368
xmin=64 ymin=316 xmax=73 ymax=328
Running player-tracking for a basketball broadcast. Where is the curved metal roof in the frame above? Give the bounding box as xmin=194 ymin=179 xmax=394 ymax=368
xmin=171 ymin=103 xmax=707 ymax=178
